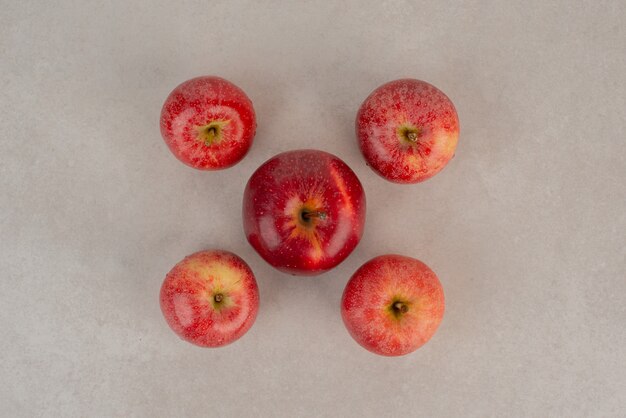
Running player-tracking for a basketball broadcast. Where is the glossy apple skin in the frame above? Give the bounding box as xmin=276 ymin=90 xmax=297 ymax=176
xmin=243 ymin=150 xmax=366 ymax=275
xmin=160 ymin=250 xmax=259 ymax=347
xmin=341 ymin=255 xmax=445 ymax=356
xmin=356 ymin=79 xmax=459 ymax=183
xmin=160 ymin=76 xmax=256 ymax=170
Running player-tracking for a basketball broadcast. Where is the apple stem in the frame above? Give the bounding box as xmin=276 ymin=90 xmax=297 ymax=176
xmin=393 ymin=302 xmax=408 ymax=314
xmin=205 ymin=126 xmax=218 ymax=144
xmin=301 ymin=210 xmax=327 ymax=221
xmin=214 ymin=293 xmax=224 ymax=303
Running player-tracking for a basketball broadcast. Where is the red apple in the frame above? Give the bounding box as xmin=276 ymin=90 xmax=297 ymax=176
xmin=159 ymin=250 xmax=259 ymax=347
xmin=341 ymin=254 xmax=445 ymax=356
xmin=160 ymin=76 xmax=256 ymax=170
xmin=356 ymin=79 xmax=459 ymax=183
xmin=243 ymin=150 xmax=366 ymax=275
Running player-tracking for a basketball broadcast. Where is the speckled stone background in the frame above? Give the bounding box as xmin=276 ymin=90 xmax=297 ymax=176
xmin=1 ymin=1 xmax=624 ymax=416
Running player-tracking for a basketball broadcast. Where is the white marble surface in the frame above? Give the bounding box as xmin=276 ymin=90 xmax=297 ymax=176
xmin=1 ymin=1 xmax=625 ymax=417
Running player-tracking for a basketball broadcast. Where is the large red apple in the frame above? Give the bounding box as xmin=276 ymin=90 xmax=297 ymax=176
xmin=243 ymin=150 xmax=366 ymax=275
xmin=356 ymin=79 xmax=459 ymax=183
xmin=160 ymin=76 xmax=256 ymax=170
xmin=160 ymin=250 xmax=259 ymax=347
xmin=341 ymin=254 xmax=445 ymax=356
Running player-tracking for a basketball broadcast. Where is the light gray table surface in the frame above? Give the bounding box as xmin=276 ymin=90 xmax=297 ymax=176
xmin=2 ymin=1 xmax=625 ymax=417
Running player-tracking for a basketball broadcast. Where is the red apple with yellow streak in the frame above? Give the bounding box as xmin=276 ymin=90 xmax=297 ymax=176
xmin=160 ymin=250 xmax=259 ymax=347
xmin=341 ymin=254 xmax=445 ymax=356
xmin=356 ymin=79 xmax=459 ymax=183
xmin=160 ymin=76 xmax=256 ymax=170
xmin=243 ymin=150 xmax=366 ymax=275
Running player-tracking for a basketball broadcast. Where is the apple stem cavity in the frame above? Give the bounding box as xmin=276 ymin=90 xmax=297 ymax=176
xmin=398 ymin=126 xmax=422 ymax=145
xmin=197 ymin=120 xmax=230 ymax=146
xmin=214 ymin=293 xmax=224 ymax=303
xmin=393 ymin=301 xmax=409 ymax=314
